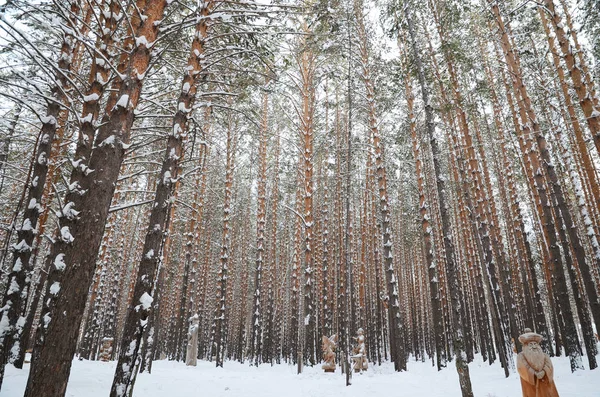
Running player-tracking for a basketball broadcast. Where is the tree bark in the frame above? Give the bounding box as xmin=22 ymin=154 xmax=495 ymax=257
xmin=405 ymin=4 xmax=473 ymax=395
xmin=251 ymin=79 xmax=269 ymax=366
xmin=24 ymin=2 xmax=169 ymax=396
xmin=489 ymin=1 xmax=584 ymax=371
xmin=0 ymin=1 xmax=80 ymax=388
xmin=542 ymin=0 xmax=600 ymax=157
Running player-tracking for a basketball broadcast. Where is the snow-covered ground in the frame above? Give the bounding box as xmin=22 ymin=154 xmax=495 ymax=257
xmin=3 ymin=352 xmax=600 ymax=397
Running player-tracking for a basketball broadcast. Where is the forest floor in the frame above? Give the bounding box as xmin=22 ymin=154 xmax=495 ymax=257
xmin=3 ymin=350 xmax=600 ymax=396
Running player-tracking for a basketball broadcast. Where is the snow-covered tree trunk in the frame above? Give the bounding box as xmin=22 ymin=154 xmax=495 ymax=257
xmin=180 ymin=117 xmax=211 ymax=362
xmin=321 ymin=155 xmax=332 ymax=342
xmin=103 ymin=214 xmax=132 ymax=349
xmin=369 ymin=161 xmax=384 ymax=365
xmin=542 ymin=0 xmax=600 ymax=157
xmin=398 ymin=32 xmax=446 ymax=370
xmin=489 ymin=1 xmax=584 ymax=372
xmin=212 ymin=111 xmax=237 ymax=368
xmin=24 ymin=1 xmax=169 ymax=396
xmin=420 ymin=21 xmax=465 ymax=363
xmin=355 ymin=0 xmax=404 ymax=371
xmin=405 ymin=4 xmax=473 ymax=396
xmin=0 ymin=1 xmax=80 ymax=388
xmin=111 ymin=1 xmax=211 ymax=391
xmin=289 ymin=161 xmax=303 ymax=365
xmin=251 ymin=80 xmax=269 ymax=365
xmin=297 ymin=35 xmax=316 ymax=368
xmin=195 ymin=145 xmax=212 ymax=361
xmin=0 ymin=103 xmax=21 ymax=197
xmin=264 ymin=132 xmax=280 ymax=363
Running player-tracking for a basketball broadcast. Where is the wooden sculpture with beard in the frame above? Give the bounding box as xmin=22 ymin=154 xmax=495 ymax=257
xmin=516 ymin=329 xmax=560 ymax=397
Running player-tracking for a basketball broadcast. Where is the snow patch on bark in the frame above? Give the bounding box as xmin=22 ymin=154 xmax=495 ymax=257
xmin=54 ymin=253 xmax=66 ymax=271
xmin=49 ymin=282 xmax=61 ymax=295
xmin=60 ymin=226 xmax=74 ymax=243
xmin=115 ymin=95 xmax=130 ymax=109
xmin=139 ymin=292 xmax=153 ymax=310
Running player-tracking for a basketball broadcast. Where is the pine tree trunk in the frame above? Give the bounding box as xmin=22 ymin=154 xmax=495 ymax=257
xmin=356 ymin=2 xmax=404 ymax=371
xmin=0 ymin=103 xmax=21 ymax=197
xmin=539 ymin=8 xmax=600 ymax=340
xmin=405 ymin=5 xmax=473 ymax=396
xmin=213 ymin=111 xmax=237 ymax=368
xmin=24 ymin=2 xmax=169 ymax=396
xmin=542 ymin=0 xmax=600 ymax=157
xmin=0 ymin=3 xmax=80 ymax=386
xmin=489 ymin=1 xmax=584 ymax=371
xmin=397 ymin=31 xmax=446 ymax=370
xmin=264 ymin=131 xmax=280 ymax=363
xmin=251 ymin=80 xmax=269 ymax=365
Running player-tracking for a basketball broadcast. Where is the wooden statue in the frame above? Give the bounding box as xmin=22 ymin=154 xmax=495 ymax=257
xmin=99 ymin=337 xmax=113 ymax=362
xmin=516 ymin=329 xmax=560 ymax=397
xmin=185 ymin=314 xmax=199 ymax=366
xmin=351 ymin=328 xmax=368 ymax=372
xmin=321 ymin=334 xmax=338 ymax=372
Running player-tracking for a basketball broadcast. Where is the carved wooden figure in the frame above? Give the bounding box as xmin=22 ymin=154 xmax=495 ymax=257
xmin=99 ymin=337 xmax=113 ymax=362
xmin=185 ymin=314 xmax=199 ymax=366
xmin=516 ymin=329 xmax=560 ymax=397
xmin=352 ymin=328 xmax=368 ymax=372
xmin=321 ymin=334 xmax=337 ymax=372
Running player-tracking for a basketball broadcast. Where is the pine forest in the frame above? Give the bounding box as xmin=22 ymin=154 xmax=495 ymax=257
xmin=0 ymin=0 xmax=599 ymax=396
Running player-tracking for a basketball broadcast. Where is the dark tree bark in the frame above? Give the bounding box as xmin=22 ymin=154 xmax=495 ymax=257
xmin=0 ymin=2 xmax=80 ymax=389
xmin=404 ymin=3 xmax=474 ymax=396
xmin=111 ymin=2 xmax=210 ymax=391
xmin=24 ymin=2 xmax=169 ymax=396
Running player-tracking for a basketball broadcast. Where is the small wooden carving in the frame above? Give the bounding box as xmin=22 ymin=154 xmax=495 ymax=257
xmin=185 ymin=314 xmax=199 ymax=366
xmin=351 ymin=328 xmax=368 ymax=373
xmin=99 ymin=337 xmax=114 ymax=362
xmin=322 ymin=334 xmax=338 ymax=372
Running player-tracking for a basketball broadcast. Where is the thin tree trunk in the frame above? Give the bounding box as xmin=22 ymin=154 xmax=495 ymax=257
xmin=404 ymin=4 xmax=473 ymax=396
xmin=397 ymin=28 xmax=446 ymax=370
xmin=0 ymin=2 xmax=80 ymax=388
xmin=489 ymin=1 xmax=584 ymax=371
xmin=250 ymin=78 xmax=270 ymax=365
xmin=542 ymin=0 xmax=600 ymax=157
xmin=356 ymin=2 xmax=404 ymax=371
